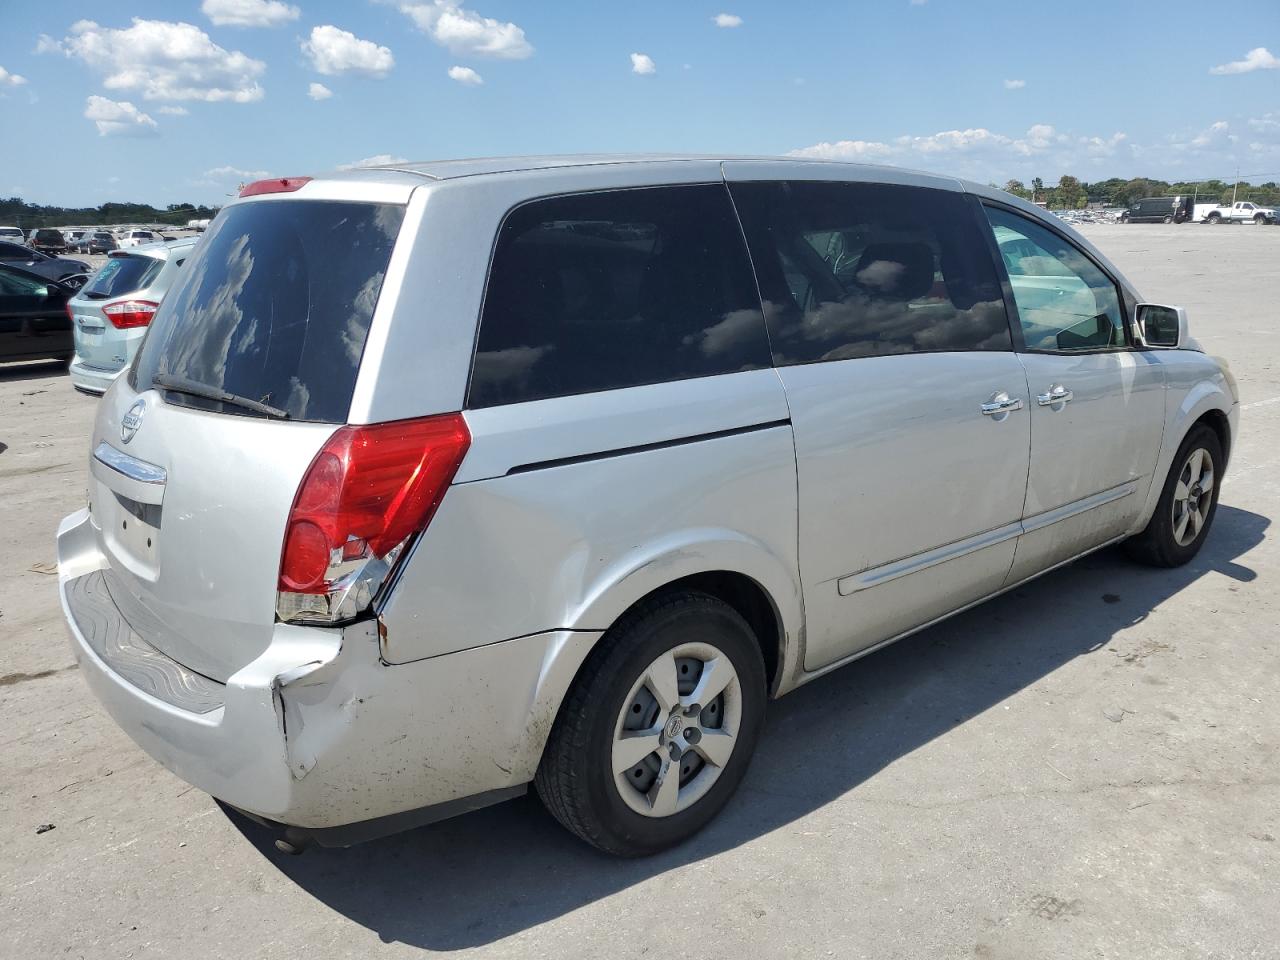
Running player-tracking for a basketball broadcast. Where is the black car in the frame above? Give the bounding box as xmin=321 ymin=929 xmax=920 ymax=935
xmin=28 ymin=228 xmax=68 ymax=255
xmin=1120 ymin=196 xmax=1194 ymax=224
xmin=0 ymin=262 xmax=76 ymax=363
xmin=0 ymin=241 xmax=92 ymax=283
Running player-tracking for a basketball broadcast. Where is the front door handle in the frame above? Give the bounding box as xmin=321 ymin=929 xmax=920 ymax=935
xmin=980 ymin=391 xmax=1024 ymax=417
xmin=1037 ymin=384 xmax=1074 ymax=407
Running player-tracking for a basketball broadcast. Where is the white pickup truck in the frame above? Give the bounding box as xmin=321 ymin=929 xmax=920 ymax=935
xmin=1201 ymin=201 xmax=1278 ymax=224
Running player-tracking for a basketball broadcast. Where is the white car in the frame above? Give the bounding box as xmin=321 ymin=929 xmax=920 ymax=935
xmin=116 ymin=229 xmax=163 ymax=248
xmin=0 ymin=226 xmax=25 ymax=244
xmin=1202 ymin=201 xmax=1278 ymax=225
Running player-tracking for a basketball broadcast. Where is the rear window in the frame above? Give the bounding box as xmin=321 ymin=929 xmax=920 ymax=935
xmin=132 ymin=199 xmax=404 ymax=422
xmin=469 ymin=184 xmax=770 ymax=408
xmin=82 ymin=254 xmax=164 ymax=299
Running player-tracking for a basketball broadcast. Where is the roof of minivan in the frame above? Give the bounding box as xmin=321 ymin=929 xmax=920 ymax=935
xmin=318 ymin=153 xmax=970 ymax=185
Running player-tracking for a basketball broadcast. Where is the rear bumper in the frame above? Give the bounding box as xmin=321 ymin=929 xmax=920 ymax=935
xmin=68 ymin=357 xmax=122 ymax=394
xmin=56 ymin=507 xmax=597 ymax=832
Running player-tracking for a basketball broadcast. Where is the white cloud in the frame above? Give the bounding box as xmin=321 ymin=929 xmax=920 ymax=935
xmin=1209 ymin=47 xmax=1278 ymax=75
xmin=203 ymin=165 xmax=271 ymax=180
xmin=1186 ymin=120 xmax=1233 ymax=148
xmin=308 ymin=82 xmax=333 ymax=100
xmin=447 ymin=65 xmax=483 ymax=85
xmin=789 ymin=138 xmax=895 ymax=160
xmin=1080 ymin=132 xmax=1127 ymax=156
xmin=201 ymin=0 xmax=300 ymax=28
xmin=631 ymin=53 xmax=656 ymax=75
xmin=713 ymin=13 xmax=743 ymax=28
xmin=397 ymin=1 xmax=533 ymax=59
xmin=303 ymin=26 xmax=395 ymax=77
xmin=1003 ymin=78 xmax=1025 ymax=89
xmin=338 ymin=154 xmax=409 ymax=170
xmin=792 ymin=123 xmax=1078 ymax=165
xmin=0 ymin=66 xmax=28 ymax=87
xmin=51 ymin=19 xmax=265 ymax=102
xmin=157 ymin=105 xmax=190 ymax=115
xmin=84 ymin=95 xmax=159 ymax=137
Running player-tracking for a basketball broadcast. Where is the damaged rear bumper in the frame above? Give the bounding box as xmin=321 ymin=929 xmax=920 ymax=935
xmin=57 ymin=508 xmax=598 ymax=833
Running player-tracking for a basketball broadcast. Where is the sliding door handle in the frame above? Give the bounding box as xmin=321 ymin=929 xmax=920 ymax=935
xmin=980 ymin=391 xmax=1024 ymax=417
xmin=1037 ymin=385 xmax=1074 ymax=407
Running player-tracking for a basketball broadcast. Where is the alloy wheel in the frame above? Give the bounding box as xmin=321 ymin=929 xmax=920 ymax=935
xmin=1172 ymin=447 xmax=1214 ymax=547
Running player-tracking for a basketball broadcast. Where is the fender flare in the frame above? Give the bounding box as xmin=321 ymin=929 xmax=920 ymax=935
xmin=1135 ymin=378 xmax=1234 ymax=529
xmin=564 ymin=526 xmax=804 ymax=680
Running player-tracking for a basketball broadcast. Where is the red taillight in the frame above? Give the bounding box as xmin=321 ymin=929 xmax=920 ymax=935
xmin=239 ymin=176 xmax=312 ymax=197
xmin=65 ymin=302 xmax=74 ymax=323
xmin=101 ymin=299 xmax=159 ymax=329
xmin=278 ymin=413 xmax=471 ymax=594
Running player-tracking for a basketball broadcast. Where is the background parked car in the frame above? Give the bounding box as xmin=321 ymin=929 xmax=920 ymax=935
xmin=0 ymin=262 xmax=75 ymax=363
xmin=27 ymin=228 xmax=68 ymax=254
xmin=0 ymin=226 xmax=26 ymax=243
xmin=115 ymin=229 xmax=162 ymax=249
xmin=67 ymin=237 xmax=195 ymax=393
xmin=1119 ymin=196 xmax=1194 ymax=223
xmin=0 ymin=240 xmax=92 ymax=282
xmin=1202 ymin=201 xmax=1278 ymax=224
xmin=72 ymin=231 xmax=118 ymax=254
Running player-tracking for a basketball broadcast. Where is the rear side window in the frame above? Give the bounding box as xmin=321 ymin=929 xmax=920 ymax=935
xmin=132 ymin=199 xmax=405 ymax=422
xmin=82 ymin=254 xmax=164 ymax=300
xmin=469 ymin=184 xmax=770 ymax=408
xmin=730 ymin=181 xmax=1012 ymax=364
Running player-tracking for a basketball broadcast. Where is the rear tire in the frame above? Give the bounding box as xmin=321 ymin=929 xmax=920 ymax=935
xmin=1162 ymin=215 xmax=1173 ymax=224
xmin=1125 ymin=425 xmax=1222 ymax=567
xmin=535 ymin=591 xmax=766 ymax=857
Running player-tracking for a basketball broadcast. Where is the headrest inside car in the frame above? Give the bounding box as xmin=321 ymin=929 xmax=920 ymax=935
xmin=854 ymin=242 xmax=935 ymax=301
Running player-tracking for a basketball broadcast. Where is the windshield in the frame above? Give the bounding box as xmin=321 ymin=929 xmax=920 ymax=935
xmin=131 ymin=198 xmax=405 ymax=422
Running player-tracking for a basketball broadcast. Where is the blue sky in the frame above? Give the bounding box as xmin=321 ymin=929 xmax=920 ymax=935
xmin=1 ymin=0 xmax=1277 ymax=207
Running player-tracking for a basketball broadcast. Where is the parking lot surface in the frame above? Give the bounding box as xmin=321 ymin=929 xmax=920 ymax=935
xmin=2 ymin=224 xmax=1277 ymax=959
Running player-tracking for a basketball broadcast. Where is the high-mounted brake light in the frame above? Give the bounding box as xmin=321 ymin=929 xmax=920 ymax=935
xmin=276 ymin=413 xmax=471 ymax=623
xmin=239 ymin=176 xmax=312 ymax=197
xmin=102 ymin=299 xmax=159 ymax=329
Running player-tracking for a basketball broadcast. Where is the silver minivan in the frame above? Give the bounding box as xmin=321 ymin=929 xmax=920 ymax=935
xmin=57 ymin=156 xmax=1238 ymax=856
xmin=68 ymin=238 xmax=196 ymax=394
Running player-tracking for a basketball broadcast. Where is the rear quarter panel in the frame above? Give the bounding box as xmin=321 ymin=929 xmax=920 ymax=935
xmin=377 ymin=371 xmax=802 ymax=674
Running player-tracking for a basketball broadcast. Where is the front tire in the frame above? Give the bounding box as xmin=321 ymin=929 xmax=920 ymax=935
xmin=1126 ymin=425 xmax=1222 ymax=567
xmin=1254 ymin=214 xmax=1266 ymax=225
xmin=535 ymin=591 xmax=767 ymax=856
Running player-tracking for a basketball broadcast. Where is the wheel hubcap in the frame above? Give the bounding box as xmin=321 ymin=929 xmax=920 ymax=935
xmin=612 ymin=642 xmax=742 ymax=818
xmin=1172 ymin=447 xmax=1214 ymax=547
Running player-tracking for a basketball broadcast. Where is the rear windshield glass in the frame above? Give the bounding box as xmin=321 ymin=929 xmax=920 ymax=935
xmin=131 ymin=200 xmax=405 ymax=422
xmin=82 ymin=254 xmax=164 ymax=300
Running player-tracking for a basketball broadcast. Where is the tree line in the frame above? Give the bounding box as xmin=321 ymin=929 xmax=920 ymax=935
xmin=0 ymin=198 xmax=221 ymax=229
xmin=1000 ymin=176 xmax=1280 ymax=209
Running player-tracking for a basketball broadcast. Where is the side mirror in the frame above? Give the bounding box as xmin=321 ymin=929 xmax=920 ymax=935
xmin=1134 ymin=303 xmax=1187 ymax=348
